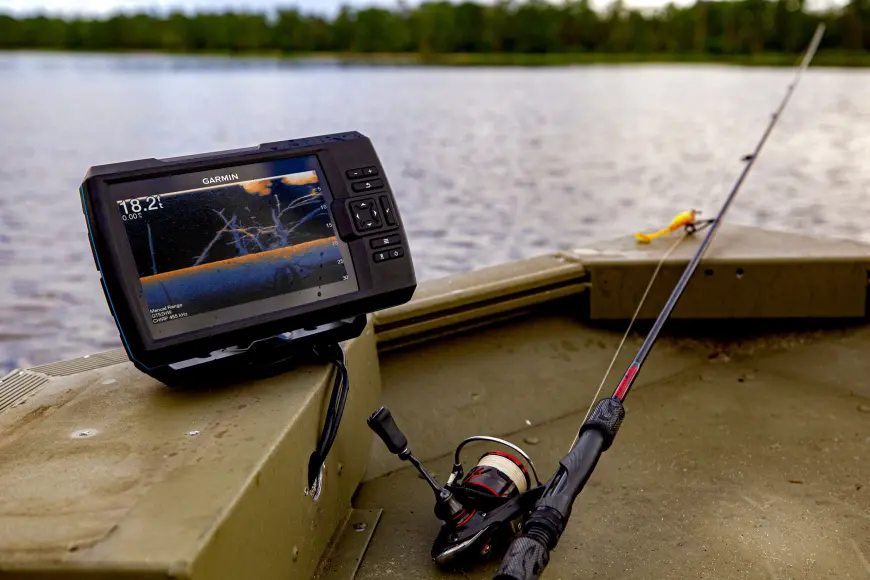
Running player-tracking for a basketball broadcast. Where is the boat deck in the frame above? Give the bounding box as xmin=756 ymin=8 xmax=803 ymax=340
xmin=3 ymin=227 xmax=869 ymax=580
xmin=351 ymin=312 xmax=870 ymax=580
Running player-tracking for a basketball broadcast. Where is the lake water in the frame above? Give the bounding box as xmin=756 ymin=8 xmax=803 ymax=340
xmin=1 ymin=52 xmax=869 ymax=373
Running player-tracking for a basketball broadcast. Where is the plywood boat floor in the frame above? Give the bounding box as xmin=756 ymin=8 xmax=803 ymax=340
xmin=353 ymin=321 xmax=870 ymax=580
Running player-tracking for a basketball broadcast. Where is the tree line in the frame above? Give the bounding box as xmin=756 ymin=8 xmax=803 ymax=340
xmin=0 ymin=0 xmax=868 ymax=57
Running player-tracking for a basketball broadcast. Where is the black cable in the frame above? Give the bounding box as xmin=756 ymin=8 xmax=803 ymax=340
xmin=319 ymin=359 xmax=349 ymax=458
xmin=307 ymin=343 xmax=349 ymax=490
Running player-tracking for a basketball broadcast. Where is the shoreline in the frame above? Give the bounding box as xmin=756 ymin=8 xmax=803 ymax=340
xmin=4 ymin=48 xmax=870 ymax=68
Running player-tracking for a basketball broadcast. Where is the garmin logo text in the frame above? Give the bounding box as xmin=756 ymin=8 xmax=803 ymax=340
xmin=202 ymin=173 xmax=240 ymax=185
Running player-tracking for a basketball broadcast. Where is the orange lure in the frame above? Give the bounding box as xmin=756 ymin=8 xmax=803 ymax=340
xmin=635 ymin=210 xmax=697 ymax=244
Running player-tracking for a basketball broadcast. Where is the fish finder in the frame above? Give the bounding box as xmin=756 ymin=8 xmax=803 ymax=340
xmin=80 ymin=131 xmax=416 ymax=385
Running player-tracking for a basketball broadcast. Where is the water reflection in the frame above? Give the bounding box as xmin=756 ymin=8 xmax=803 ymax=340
xmin=1 ymin=52 xmax=869 ymax=371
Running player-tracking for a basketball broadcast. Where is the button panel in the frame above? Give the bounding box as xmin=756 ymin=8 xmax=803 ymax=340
xmin=370 ymin=234 xmax=401 ymax=249
xmin=373 ymin=247 xmax=405 ymax=263
xmin=347 ymin=166 xmax=379 ymax=180
xmin=350 ymin=198 xmax=382 ymax=231
xmin=352 ymin=178 xmax=384 ymax=193
xmin=379 ymin=195 xmax=397 ymax=226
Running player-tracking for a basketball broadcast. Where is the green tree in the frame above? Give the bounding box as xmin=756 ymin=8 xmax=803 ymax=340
xmin=416 ymin=2 xmax=457 ymax=54
xmin=354 ymin=8 xmax=407 ymax=52
xmin=274 ymin=9 xmax=314 ymax=52
xmin=331 ymin=7 xmax=356 ymax=52
xmin=513 ymin=0 xmax=561 ymax=53
xmin=0 ymin=1 xmax=856 ymax=60
xmin=843 ymin=0 xmax=869 ymax=50
xmin=559 ymin=0 xmax=601 ymax=52
xmin=453 ymin=2 xmax=486 ymax=52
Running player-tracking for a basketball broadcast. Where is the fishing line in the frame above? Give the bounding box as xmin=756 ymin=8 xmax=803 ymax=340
xmin=570 ymin=23 xmax=825 ymax=452
xmin=607 ymin=23 xmax=825 ymax=407
xmin=575 ymin=180 xmax=722 ymax=444
xmin=573 ymin=230 xmax=687 ymax=450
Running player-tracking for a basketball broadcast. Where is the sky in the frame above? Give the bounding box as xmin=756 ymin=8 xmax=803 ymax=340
xmin=0 ymin=0 xmax=708 ymax=16
xmin=0 ymin=0 xmax=840 ymax=16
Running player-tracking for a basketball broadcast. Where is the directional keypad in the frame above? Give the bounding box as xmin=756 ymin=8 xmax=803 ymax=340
xmin=350 ymin=198 xmax=381 ymax=231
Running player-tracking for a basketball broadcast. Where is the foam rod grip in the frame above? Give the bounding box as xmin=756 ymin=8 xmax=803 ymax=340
xmin=367 ymin=406 xmax=408 ymax=455
xmin=493 ymin=536 xmax=550 ymax=580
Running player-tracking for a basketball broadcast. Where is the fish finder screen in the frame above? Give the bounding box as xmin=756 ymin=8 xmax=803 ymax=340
xmin=117 ymin=156 xmax=356 ymax=338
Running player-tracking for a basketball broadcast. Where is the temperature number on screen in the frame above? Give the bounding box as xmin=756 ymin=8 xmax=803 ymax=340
xmin=119 ymin=195 xmax=164 ymax=220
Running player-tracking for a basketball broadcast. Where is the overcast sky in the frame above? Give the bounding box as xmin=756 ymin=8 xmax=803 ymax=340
xmin=0 ymin=0 xmax=724 ymax=16
xmin=0 ymin=0 xmax=391 ymax=14
xmin=0 ymin=0 xmax=840 ymax=15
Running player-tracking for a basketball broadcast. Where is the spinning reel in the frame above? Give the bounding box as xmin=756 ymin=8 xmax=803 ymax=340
xmin=367 ymin=407 xmax=544 ymax=568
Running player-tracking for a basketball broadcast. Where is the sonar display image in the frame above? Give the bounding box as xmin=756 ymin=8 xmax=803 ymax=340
xmin=119 ymin=169 xmax=350 ymax=326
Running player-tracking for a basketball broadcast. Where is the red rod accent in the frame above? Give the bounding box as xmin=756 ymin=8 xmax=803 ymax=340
xmin=614 ymin=363 xmax=639 ymax=401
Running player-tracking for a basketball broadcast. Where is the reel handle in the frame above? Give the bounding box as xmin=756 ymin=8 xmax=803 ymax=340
xmin=367 ymin=407 xmax=465 ymax=523
xmin=367 ymin=406 xmax=408 ymax=455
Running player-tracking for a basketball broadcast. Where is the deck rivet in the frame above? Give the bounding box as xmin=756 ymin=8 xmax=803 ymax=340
xmin=353 ymin=522 xmax=367 ymax=532
xmin=292 ymin=546 xmax=299 ymax=562
xmin=72 ymin=429 xmax=96 ymax=438
xmin=337 ymin=462 xmax=344 ymax=476
xmin=187 ymin=430 xmax=200 ymax=436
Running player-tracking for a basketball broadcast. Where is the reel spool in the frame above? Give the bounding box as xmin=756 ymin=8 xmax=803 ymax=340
xmin=462 ymin=451 xmax=531 ymax=498
xmin=447 ymin=435 xmax=541 ymax=492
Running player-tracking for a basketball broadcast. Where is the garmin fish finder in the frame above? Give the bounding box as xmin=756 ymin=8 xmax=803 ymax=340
xmin=80 ymin=131 xmax=416 ymax=386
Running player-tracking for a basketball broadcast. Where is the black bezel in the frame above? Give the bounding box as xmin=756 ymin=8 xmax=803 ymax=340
xmin=81 ymin=132 xmax=416 ymax=370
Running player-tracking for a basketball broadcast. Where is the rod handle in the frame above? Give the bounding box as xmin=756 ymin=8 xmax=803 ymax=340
xmin=494 ymin=536 xmax=549 ymax=580
xmin=367 ymin=406 xmax=408 ymax=455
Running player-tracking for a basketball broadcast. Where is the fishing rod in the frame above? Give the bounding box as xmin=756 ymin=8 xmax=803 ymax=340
xmin=493 ymin=23 xmax=826 ymax=580
xmin=367 ymin=23 xmax=825 ymax=580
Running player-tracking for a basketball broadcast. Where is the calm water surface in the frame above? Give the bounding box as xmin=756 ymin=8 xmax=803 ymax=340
xmin=1 ymin=52 xmax=869 ymax=372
